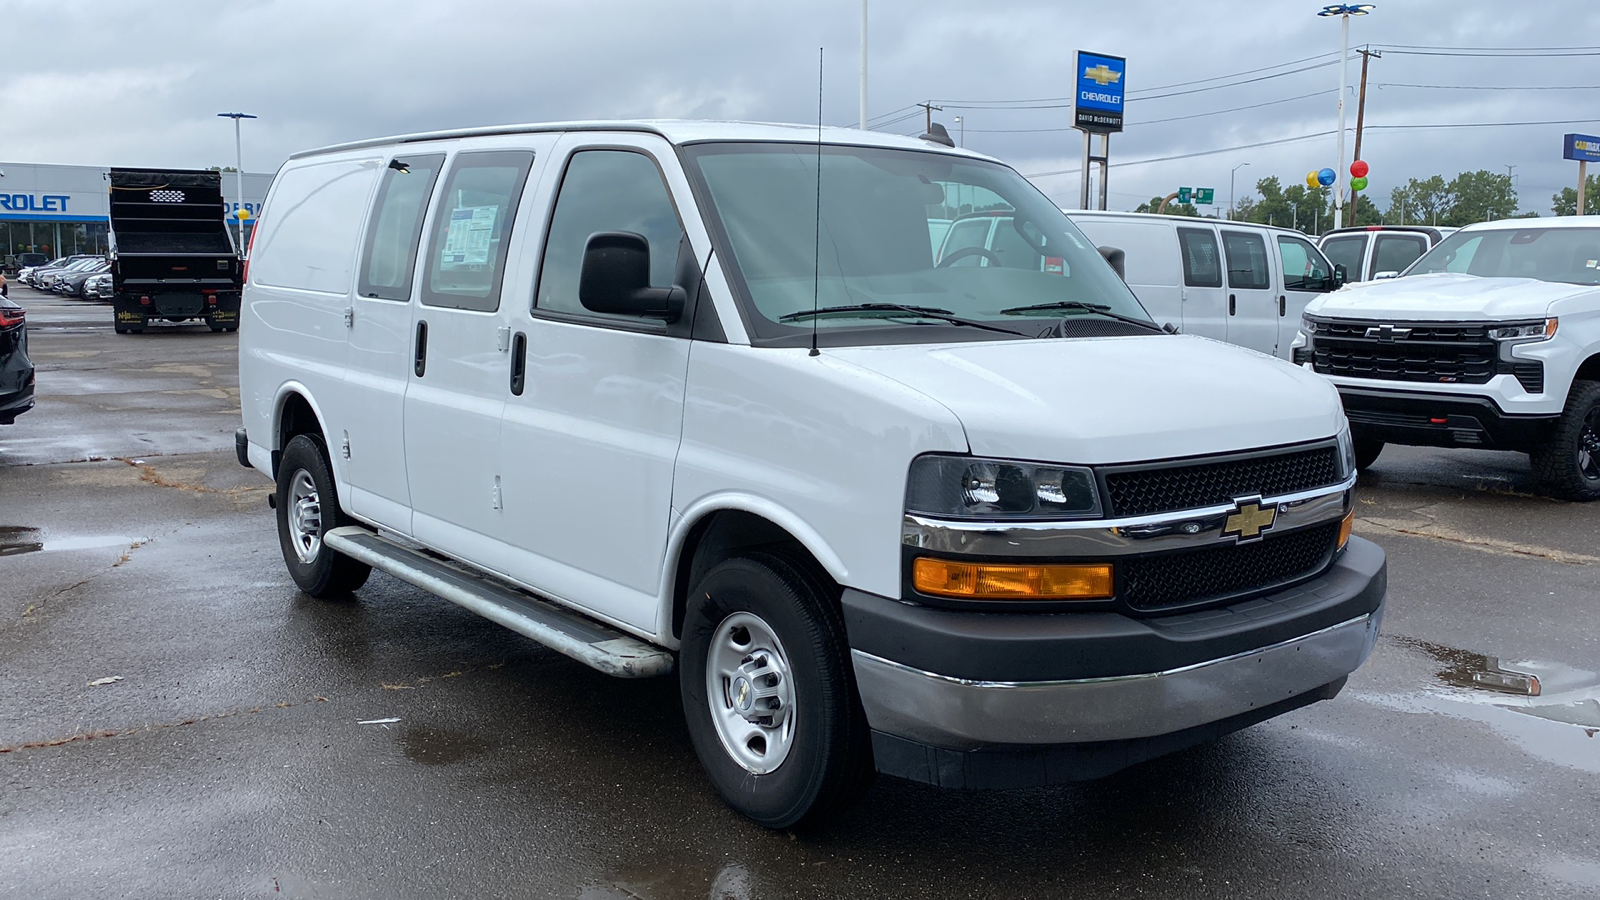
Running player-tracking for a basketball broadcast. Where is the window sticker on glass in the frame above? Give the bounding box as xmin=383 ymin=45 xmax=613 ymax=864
xmin=442 ymin=205 xmax=498 ymax=267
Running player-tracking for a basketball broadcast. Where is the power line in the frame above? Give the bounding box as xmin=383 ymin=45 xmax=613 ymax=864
xmin=1374 ymin=82 xmax=1600 ymax=91
xmin=966 ymin=89 xmax=1337 ymax=134
xmin=1377 ymin=47 xmax=1600 ymax=57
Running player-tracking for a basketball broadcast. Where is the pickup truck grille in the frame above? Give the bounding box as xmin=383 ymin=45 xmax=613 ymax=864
xmin=1121 ymin=522 xmax=1341 ymax=612
xmin=1306 ymin=318 xmax=1497 ymax=385
xmin=1102 ymin=444 xmax=1342 ymax=517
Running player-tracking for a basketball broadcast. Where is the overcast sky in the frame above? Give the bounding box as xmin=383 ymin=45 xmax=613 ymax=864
xmin=3 ymin=0 xmax=1597 ymax=216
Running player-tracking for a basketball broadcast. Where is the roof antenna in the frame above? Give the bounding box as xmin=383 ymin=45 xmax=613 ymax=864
xmin=809 ymin=47 xmax=823 ymax=358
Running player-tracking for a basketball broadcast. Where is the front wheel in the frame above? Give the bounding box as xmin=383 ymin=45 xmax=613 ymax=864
xmin=1530 ymin=380 xmax=1600 ymax=501
xmin=1354 ymin=437 xmax=1384 ymax=471
xmin=679 ymin=552 xmax=873 ymax=829
xmin=275 ymin=434 xmax=371 ymax=596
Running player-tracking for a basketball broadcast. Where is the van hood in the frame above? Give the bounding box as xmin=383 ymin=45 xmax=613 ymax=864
xmin=1308 ymin=272 xmax=1598 ymax=321
xmin=829 ymin=335 xmax=1343 ymax=464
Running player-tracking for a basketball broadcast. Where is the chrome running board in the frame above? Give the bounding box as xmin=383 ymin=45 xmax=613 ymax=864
xmin=323 ymin=526 xmax=673 ymax=678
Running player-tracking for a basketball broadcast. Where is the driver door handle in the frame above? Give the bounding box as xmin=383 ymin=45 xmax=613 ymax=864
xmin=413 ymin=320 xmax=428 ymax=378
xmin=1228 ymin=294 xmax=1236 ymax=316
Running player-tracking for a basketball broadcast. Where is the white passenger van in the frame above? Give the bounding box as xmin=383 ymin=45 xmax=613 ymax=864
xmin=1057 ymin=211 xmax=1343 ymax=359
xmin=238 ymin=121 xmax=1385 ymax=827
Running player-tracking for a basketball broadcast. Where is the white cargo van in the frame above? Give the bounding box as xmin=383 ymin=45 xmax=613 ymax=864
xmin=237 ymin=121 xmax=1385 ymax=827
xmin=1057 ymin=211 xmax=1343 ymax=359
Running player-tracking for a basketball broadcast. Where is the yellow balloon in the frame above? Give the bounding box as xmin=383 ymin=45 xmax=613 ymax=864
xmin=236 ymin=209 xmax=252 ymax=220
xmin=1306 ymin=171 xmax=1320 ymax=188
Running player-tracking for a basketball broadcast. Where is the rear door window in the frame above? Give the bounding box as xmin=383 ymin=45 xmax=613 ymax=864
xmin=420 ymin=150 xmax=535 ymax=312
xmin=1176 ymin=227 xmax=1222 ymax=288
xmin=358 ymin=154 xmax=444 ymax=301
xmin=1221 ymin=231 xmax=1270 ymax=289
xmin=1320 ymin=235 xmax=1366 ymax=279
xmin=1372 ymin=234 xmax=1428 ymax=276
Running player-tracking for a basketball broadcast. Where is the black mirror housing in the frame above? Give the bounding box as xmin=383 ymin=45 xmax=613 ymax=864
xmin=1097 ymin=245 xmax=1126 ymax=281
xmin=1332 ymin=264 xmax=1349 ymax=288
xmin=578 ymin=231 xmax=685 ymax=321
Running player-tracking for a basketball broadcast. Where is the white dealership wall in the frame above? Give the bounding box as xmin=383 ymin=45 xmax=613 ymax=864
xmin=0 ymin=161 xmax=272 ymax=260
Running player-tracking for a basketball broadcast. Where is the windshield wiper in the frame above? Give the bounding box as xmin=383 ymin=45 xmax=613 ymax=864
xmin=999 ymin=300 xmax=1166 ymax=333
xmin=780 ymin=303 xmax=1030 ymax=337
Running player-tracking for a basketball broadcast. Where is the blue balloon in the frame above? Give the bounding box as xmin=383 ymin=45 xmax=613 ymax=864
xmin=1317 ymin=167 xmax=1336 ymax=187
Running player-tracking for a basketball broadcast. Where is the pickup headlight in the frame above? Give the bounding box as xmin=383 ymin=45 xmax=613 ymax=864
xmin=906 ymin=455 xmax=1101 ymax=519
xmin=1488 ymin=319 xmax=1557 ymax=342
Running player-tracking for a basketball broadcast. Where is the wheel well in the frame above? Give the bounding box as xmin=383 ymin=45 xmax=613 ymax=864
xmin=273 ymin=392 xmax=323 ymax=478
xmin=671 ymin=509 xmax=830 ymax=640
xmin=1575 ymin=354 xmax=1600 ymax=386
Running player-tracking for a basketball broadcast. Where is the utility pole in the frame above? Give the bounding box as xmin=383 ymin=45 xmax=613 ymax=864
xmin=859 ymin=0 xmax=869 ymax=130
xmin=917 ymin=101 xmax=943 ymax=133
xmin=1350 ymin=47 xmax=1379 ymax=222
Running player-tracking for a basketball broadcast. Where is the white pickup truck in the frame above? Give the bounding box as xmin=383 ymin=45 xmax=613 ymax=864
xmin=1294 ymin=217 xmax=1600 ymax=499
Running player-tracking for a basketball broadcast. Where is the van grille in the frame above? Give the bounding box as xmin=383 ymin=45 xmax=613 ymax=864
xmin=1120 ymin=522 xmax=1340 ymax=612
xmin=1101 ymin=444 xmax=1342 ymax=517
xmin=1306 ymin=318 xmax=1497 ymax=384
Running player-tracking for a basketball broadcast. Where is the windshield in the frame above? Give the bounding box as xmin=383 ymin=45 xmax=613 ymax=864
xmin=685 ymin=143 xmax=1151 ymax=346
xmin=1409 ymin=226 xmax=1600 ymax=285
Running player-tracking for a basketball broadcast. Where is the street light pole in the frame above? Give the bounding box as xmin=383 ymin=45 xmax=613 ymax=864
xmin=217 ymin=112 xmax=257 ymax=256
xmin=859 ymin=0 xmax=868 ymax=130
xmin=1229 ymin=162 xmax=1250 ymax=221
xmin=954 ymin=115 xmax=964 ymax=147
xmin=1318 ymin=4 xmax=1374 ymax=230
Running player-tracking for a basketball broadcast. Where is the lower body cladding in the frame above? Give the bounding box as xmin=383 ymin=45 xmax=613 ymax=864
xmin=1340 ymin=386 xmax=1555 ymax=450
xmin=112 ymin=290 xmax=241 ymax=333
xmin=842 ymin=537 xmax=1387 ymax=789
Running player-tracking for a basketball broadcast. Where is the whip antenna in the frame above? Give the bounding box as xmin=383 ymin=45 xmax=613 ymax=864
xmin=810 ymin=47 xmax=823 ymax=357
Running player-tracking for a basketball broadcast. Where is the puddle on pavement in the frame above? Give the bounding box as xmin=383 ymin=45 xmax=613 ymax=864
xmin=400 ymin=725 xmax=487 ymax=766
xmin=581 ymin=862 xmax=757 ymax=900
xmin=1388 ymin=634 xmax=1600 ymax=733
xmin=0 ymin=526 xmax=136 ymax=557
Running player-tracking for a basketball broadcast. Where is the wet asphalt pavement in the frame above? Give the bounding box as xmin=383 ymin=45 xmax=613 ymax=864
xmin=1 ymin=285 xmax=1596 ymax=899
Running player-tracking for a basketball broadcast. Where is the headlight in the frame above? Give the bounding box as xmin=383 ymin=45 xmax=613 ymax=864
xmin=906 ymin=455 xmax=1101 ymax=519
xmin=1335 ymin=422 xmax=1356 ymax=480
xmin=1300 ymin=314 xmax=1319 ymax=334
xmin=1488 ymin=319 xmax=1557 ymax=342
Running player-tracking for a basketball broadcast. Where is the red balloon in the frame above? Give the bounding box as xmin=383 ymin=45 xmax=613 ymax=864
xmin=1350 ymin=160 xmax=1370 ymax=178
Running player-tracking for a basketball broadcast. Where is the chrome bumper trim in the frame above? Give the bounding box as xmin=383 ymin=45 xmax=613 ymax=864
xmin=902 ymin=475 xmax=1354 ymax=558
xmin=851 ymin=611 xmax=1379 ymax=748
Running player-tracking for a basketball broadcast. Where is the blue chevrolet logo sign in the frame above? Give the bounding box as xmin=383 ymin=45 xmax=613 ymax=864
xmin=1074 ymin=50 xmax=1126 ymax=134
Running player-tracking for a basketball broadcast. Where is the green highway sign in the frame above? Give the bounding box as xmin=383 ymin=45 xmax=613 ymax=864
xmin=1177 ymin=187 xmax=1191 ymax=203
xmin=1194 ymin=187 xmax=1215 ymax=205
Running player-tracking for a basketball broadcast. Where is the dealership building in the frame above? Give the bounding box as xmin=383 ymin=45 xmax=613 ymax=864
xmin=0 ymin=161 xmax=272 ymax=264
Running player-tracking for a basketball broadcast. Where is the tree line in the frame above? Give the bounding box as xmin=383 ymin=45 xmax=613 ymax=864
xmin=1132 ymin=170 xmax=1598 ymax=233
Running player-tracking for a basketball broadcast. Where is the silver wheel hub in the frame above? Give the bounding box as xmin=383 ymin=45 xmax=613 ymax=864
xmin=287 ymin=469 xmax=322 ymax=564
xmin=706 ymin=611 xmax=796 ymax=775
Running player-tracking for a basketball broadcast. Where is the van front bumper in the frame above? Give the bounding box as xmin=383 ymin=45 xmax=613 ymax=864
xmin=842 ymin=536 xmax=1385 ymax=788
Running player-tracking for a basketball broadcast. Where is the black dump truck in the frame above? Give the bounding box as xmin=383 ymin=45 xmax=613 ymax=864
xmin=108 ymin=168 xmax=242 ymax=334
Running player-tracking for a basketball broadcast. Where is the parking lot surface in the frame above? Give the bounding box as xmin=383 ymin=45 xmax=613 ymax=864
xmin=2 ymin=285 xmax=1596 ymax=899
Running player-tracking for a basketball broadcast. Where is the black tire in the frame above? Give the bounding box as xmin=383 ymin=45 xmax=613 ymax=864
xmin=114 ymin=321 xmax=145 ymax=335
xmin=1354 ymin=437 xmax=1384 ymax=471
xmin=275 ymin=434 xmax=371 ymax=596
xmin=1530 ymin=380 xmax=1600 ymax=502
xmin=679 ymin=551 xmax=873 ymax=829
xmin=207 ymin=320 xmax=227 ymax=333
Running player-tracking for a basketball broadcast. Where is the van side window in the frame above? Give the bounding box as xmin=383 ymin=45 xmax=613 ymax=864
xmin=420 ymin=150 xmax=534 ymax=312
xmin=358 ymin=154 xmax=444 ymax=301
xmin=1373 ymin=234 xmax=1427 ymax=275
xmin=1222 ymin=231 xmax=1271 ymax=290
xmin=535 ymin=150 xmax=684 ymax=319
xmin=1276 ymin=234 xmax=1333 ymax=291
xmin=250 ymin=159 xmax=381 ymax=295
xmin=1176 ymin=227 xmax=1222 ymax=288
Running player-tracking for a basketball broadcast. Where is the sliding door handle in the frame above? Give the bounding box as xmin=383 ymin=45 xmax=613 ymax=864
xmin=413 ymin=320 xmax=428 ymax=378
xmin=509 ymin=332 xmax=527 ymax=396
xmin=1278 ymin=296 xmax=1287 ymax=316
xmin=1228 ymin=294 xmax=1236 ymax=316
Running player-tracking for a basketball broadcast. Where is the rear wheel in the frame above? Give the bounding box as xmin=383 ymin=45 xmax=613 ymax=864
xmin=1531 ymin=380 xmax=1600 ymax=502
xmin=275 ymin=434 xmax=371 ymax=596
xmin=679 ymin=552 xmax=873 ymax=829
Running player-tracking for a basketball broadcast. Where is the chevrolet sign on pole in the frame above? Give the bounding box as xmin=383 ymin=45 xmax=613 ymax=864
xmin=1074 ymin=51 xmax=1125 ymax=211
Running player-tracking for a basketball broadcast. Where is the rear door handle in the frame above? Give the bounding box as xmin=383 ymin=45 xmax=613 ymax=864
xmin=1228 ymin=294 xmax=1236 ymax=316
xmin=509 ymin=332 xmax=527 ymax=396
xmin=1278 ymin=296 xmax=1287 ymax=316
xmin=413 ymin=320 xmax=428 ymax=378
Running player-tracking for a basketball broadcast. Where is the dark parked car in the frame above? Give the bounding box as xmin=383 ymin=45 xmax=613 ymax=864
xmin=0 ymin=295 xmax=33 ymax=424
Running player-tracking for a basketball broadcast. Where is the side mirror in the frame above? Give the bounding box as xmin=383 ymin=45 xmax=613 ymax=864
xmin=578 ymin=231 xmax=685 ymax=321
xmin=1097 ymin=245 xmax=1126 ymax=281
xmin=1373 ymin=270 xmax=1400 ymax=280
xmin=1332 ymin=264 xmax=1349 ymax=287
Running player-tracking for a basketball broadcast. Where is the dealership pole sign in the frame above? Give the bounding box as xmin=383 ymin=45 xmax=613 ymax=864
xmin=1566 ymin=133 xmax=1599 ymax=218
xmin=1073 ymin=51 xmax=1125 ymax=133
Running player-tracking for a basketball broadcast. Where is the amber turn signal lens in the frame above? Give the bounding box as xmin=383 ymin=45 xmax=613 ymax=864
xmin=1338 ymin=509 xmax=1355 ymax=549
xmin=912 ymin=558 xmax=1113 ymax=600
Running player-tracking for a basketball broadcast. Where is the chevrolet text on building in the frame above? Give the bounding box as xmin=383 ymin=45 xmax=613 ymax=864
xmin=1294 ymin=216 xmax=1600 ymax=500
xmin=0 ymin=194 xmax=73 ymax=213
xmin=237 ymin=120 xmax=1385 ymax=827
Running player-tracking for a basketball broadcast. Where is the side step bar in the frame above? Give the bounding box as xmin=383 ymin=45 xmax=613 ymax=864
xmin=323 ymin=526 xmax=673 ymax=679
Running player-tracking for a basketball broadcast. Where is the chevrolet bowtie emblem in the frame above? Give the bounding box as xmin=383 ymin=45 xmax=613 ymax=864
xmin=1222 ymin=499 xmax=1278 ymax=542
xmin=1364 ymin=324 xmax=1412 ymax=342
xmin=1084 ymin=64 xmax=1121 ymax=86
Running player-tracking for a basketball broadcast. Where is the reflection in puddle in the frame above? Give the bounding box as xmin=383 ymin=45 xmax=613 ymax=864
xmin=580 ymin=862 xmax=755 ymax=900
xmin=0 ymin=526 xmax=137 ymax=557
xmin=1389 ymin=634 xmax=1600 ymax=732
xmin=400 ymin=725 xmax=487 ymax=766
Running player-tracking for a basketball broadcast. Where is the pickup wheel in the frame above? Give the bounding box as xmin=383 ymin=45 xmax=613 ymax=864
xmin=1354 ymin=437 xmax=1384 ymax=471
xmin=1531 ymin=380 xmax=1600 ymax=502
xmin=679 ymin=552 xmax=873 ymax=829
xmin=275 ymin=434 xmax=371 ymax=596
